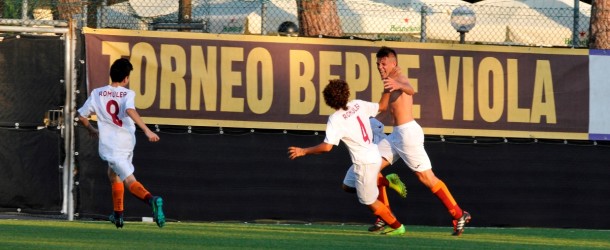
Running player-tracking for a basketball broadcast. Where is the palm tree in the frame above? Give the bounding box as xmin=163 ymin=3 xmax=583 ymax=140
xmin=590 ymin=0 xmax=610 ymax=48
xmin=57 ymin=0 xmax=82 ymax=20
xmin=296 ymin=0 xmax=342 ymax=37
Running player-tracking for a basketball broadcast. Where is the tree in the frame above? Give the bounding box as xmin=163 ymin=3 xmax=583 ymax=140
xmin=296 ymin=0 xmax=342 ymax=37
xmin=57 ymin=0 xmax=82 ymax=20
xmin=1 ymin=1 xmax=24 ymax=19
xmin=590 ymin=0 xmax=610 ymax=49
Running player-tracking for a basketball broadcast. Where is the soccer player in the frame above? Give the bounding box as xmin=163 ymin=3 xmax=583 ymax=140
xmin=341 ymin=117 xmax=407 ymax=232
xmin=375 ymin=46 xmax=471 ymax=236
xmin=77 ymin=58 xmax=165 ymax=229
xmin=288 ymin=79 xmax=406 ymax=235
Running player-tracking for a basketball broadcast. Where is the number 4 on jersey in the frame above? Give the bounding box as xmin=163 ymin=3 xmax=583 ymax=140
xmin=357 ymin=116 xmax=370 ymax=144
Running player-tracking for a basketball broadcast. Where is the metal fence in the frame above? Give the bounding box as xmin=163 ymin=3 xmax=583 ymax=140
xmin=0 ymin=0 xmax=594 ymax=47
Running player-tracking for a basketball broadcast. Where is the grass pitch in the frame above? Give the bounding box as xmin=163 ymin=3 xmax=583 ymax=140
xmin=0 ymin=219 xmax=609 ymax=249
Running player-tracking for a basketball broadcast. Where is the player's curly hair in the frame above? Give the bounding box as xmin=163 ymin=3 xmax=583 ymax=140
xmin=323 ymin=79 xmax=350 ymax=110
xmin=110 ymin=58 xmax=133 ymax=83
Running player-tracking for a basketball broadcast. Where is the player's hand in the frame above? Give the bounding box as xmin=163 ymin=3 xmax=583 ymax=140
xmin=145 ymin=131 xmax=160 ymax=142
xmin=383 ymin=77 xmax=401 ymax=92
xmin=87 ymin=127 xmax=99 ymax=139
xmin=287 ymin=146 xmax=304 ymax=160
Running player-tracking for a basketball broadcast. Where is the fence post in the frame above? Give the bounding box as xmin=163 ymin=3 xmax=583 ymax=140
xmin=62 ymin=18 xmax=77 ymax=221
xmin=81 ymin=1 xmax=87 ymax=29
xmin=420 ymin=6 xmax=428 ymax=42
xmin=261 ymin=0 xmax=267 ymax=35
xmin=96 ymin=0 xmax=107 ymax=28
xmin=21 ymin=0 xmax=28 ymax=22
xmin=179 ymin=0 xmax=193 ymax=24
xmin=572 ymin=0 xmax=580 ymax=47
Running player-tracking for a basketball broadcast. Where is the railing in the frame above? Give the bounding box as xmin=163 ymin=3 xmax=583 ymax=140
xmin=0 ymin=1 xmax=593 ymax=47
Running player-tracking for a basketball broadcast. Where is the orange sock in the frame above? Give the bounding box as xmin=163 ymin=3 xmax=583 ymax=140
xmin=377 ymin=174 xmax=389 ymax=187
xmin=373 ymin=205 xmax=402 ymax=229
xmin=378 ymin=186 xmax=390 ymax=208
xmin=377 ymin=174 xmax=390 ymax=208
xmin=431 ymin=180 xmax=463 ymax=219
xmin=111 ymin=182 xmax=124 ymax=212
xmin=128 ymin=181 xmax=153 ymax=203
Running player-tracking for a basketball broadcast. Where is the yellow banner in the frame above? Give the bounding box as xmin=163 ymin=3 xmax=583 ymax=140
xmin=84 ymin=28 xmax=589 ymax=140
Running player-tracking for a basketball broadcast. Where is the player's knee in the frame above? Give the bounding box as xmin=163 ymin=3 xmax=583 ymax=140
xmin=416 ymin=169 xmax=438 ymax=188
xmin=380 ymin=158 xmax=391 ymax=170
xmin=123 ymin=175 xmax=137 ymax=186
xmin=342 ymin=184 xmax=356 ymax=193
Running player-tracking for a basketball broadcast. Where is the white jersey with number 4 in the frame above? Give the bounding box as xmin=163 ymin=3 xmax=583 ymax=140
xmin=78 ymin=85 xmax=137 ymax=156
xmin=324 ymin=100 xmax=380 ymax=165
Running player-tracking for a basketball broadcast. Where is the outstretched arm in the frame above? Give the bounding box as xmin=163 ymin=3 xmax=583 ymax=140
xmin=287 ymin=142 xmax=333 ymax=160
xmin=126 ymin=109 xmax=160 ymax=142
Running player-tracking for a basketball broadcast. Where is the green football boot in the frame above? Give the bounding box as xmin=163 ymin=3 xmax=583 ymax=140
xmin=386 ymin=173 xmax=407 ymax=198
xmin=381 ymin=225 xmax=406 ymax=236
xmin=151 ymin=196 xmax=166 ymax=228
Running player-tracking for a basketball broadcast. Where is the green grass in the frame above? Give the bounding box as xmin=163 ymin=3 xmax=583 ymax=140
xmin=0 ymin=220 xmax=609 ymax=249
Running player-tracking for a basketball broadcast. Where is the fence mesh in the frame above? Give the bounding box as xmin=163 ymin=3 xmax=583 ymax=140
xmin=0 ymin=0 xmax=595 ymax=47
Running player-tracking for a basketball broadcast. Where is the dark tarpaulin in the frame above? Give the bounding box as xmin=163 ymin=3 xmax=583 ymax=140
xmin=0 ymin=128 xmax=62 ymax=210
xmin=0 ymin=35 xmax=65 ymax=212
xmin=0 ymin=35 xmax=64 ymax=127
xmin=76 ymin=126 xmax=610 ymax=229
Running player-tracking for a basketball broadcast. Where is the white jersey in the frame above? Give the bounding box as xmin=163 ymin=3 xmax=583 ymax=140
xmin=324 ymin=100 xmax=380 ymax=165
xmin=78 ymin=85 xmax=137 ymax=156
